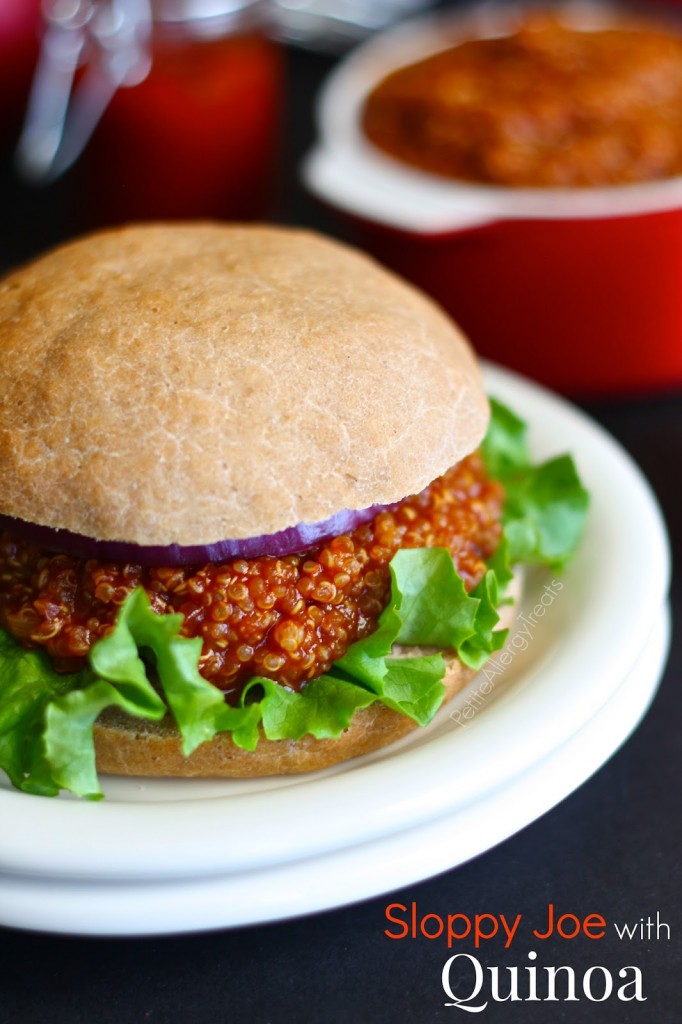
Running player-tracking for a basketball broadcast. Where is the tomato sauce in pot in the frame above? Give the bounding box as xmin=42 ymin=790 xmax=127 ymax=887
xmin=362 ymin=12 xmax=682 ymax=187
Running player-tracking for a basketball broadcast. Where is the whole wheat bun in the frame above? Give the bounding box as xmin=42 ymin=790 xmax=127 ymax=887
xmin=0 ymin=223 xmax=487 ymax=546
xmin=93 ymin=578 xmax=521 ymax=779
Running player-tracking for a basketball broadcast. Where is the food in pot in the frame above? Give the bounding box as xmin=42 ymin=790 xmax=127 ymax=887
xmin=363 ymin=12 xmax=682 ymax=187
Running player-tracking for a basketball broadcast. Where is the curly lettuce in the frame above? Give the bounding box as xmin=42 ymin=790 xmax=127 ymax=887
xmin=483 ymin=398 xmax=590 ymax=571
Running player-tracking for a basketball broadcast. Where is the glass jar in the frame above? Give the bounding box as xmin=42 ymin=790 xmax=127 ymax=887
xmin=80 ymin=0 xmax=282 ymax=224
xmin=18 ymin=0 xmax=282 ymax=222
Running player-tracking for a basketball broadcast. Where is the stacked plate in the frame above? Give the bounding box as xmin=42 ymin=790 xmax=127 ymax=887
xmin=0 ymin=365 xmax=670 ymax=936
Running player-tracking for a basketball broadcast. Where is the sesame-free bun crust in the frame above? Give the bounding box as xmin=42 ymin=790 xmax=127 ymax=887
xmin=93 ymin=579 xmax=521 ymax=779
xmin=0 ymin=223 xmax=487 ymax=546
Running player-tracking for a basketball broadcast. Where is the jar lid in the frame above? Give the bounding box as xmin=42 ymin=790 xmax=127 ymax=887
xmin=152 ymin=0 xmax=266 ymax=36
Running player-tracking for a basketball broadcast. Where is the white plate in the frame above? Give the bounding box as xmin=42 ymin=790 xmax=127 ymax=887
xmin=0 ymin=605 xmax=669 ymax=936
xmin=0 ymin=364 xmax=670 ymax=886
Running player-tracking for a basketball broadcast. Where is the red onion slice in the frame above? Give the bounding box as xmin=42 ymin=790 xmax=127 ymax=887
xmin=0 ymin=504 xmax=392 ymax=566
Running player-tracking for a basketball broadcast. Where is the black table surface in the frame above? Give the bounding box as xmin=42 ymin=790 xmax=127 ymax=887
xmin=0 ymin=45 xmax=680 ymax=1024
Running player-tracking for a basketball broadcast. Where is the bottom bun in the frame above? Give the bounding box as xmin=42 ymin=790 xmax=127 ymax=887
xmin=93 ymin=656 xmax=473 ymax=779
xmin=94 ymin=577 xmax=521 ymax=779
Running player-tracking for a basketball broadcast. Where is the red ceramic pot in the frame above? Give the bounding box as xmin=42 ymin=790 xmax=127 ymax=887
xmin=304 ymin=3 xmax=682 ymax=396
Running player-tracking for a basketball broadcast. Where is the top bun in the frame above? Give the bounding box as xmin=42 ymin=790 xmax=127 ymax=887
xmin=0 ymin=224 xmax=487 ymax=546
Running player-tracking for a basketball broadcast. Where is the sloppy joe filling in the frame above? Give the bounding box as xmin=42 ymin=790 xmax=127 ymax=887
xmin=362 ymin=13 xmax=682 ymax=187
xmin=0 ymin=454 xmax=502 ymax=703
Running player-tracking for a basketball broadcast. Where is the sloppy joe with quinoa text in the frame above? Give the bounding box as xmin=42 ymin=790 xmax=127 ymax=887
xmin=0 ymin=455 xmax=502 ymax=704
xmin=362 ymin=12 xmax=682 ymax=187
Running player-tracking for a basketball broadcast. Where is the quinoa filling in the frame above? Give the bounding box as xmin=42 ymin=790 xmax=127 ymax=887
xmin=0 ymin=454 xmax=502 ymax=703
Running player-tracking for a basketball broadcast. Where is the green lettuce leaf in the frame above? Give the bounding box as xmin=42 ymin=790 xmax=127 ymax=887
xmin=0 ymin=630 xmax=75 ymax=797
xmin=458 ymin=569 xmax=508 ymax=671
xmin=89 ymin=588 xmax=227 ymax=756
xmin=380 ymin=656 xmax=447 ymax=726
xmin=484 ymin=398 xmax=589 ymax=570
xmin=243 ymin=675 xmax=376 ymax=742
xmin=44 ymin=679 xmax=164 ymax=800
xmin=334 ymin=548 xmax=480 ymax=688
xmin=481 ymin=398 xmax=528 ymax=476
xmin=329 ymin=547 xmax=496 ymax=725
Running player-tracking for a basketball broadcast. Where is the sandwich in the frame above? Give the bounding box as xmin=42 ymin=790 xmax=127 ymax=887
xmin=0 ymin=224 xmax=588 ymax=798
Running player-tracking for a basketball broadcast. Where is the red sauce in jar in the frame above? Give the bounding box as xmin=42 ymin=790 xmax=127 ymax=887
xmin=0 ymin=455 xmax=502 ymax=703
xmin=363 ymin=13 xmax=682 ymax=187
xmin=82 ymin=28 xmax=282 ymax=224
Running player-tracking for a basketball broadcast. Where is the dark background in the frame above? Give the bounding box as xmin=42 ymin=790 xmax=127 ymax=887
xmin=0 ymin=38 xmax=680 ymax=1024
